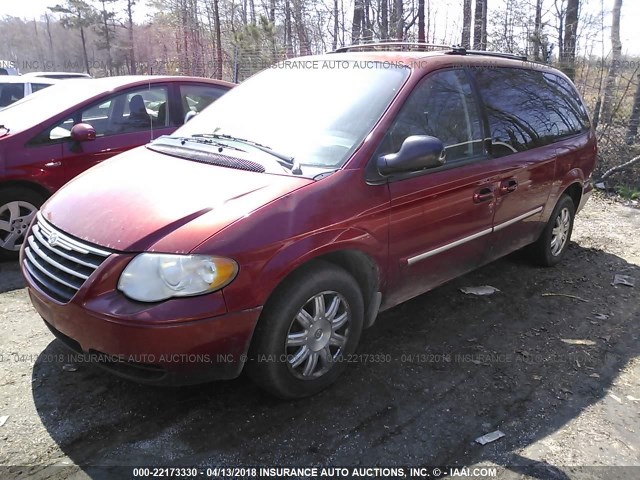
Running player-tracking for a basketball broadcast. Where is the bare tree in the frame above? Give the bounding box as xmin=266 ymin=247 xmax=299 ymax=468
xmin=473 ymin=0 xmax=486 ymax=50
xmin=561 ymin=0 xmax=579 ymax=79
xmin=418 ymin=0 xmax=425 ymax=42
xmin=351 ymin=0 xmax=363 ymax=44
xmin=461 ymin=0 xmax=471 ymax=48
xmin=626 ymin=76 xmax=640 ymax=144
xmin=601 ymin=0 xmax=623 ymax=124
xmin=49 ymin=0 xmax=95 ymax=74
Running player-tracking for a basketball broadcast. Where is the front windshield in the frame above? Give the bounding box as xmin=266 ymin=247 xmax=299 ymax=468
xmin=175 ymin=59 xmax=410 ymax=168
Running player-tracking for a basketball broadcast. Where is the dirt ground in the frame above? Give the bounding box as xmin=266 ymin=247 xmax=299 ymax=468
xmin=0 ymin=194 xmax=639 ymax=479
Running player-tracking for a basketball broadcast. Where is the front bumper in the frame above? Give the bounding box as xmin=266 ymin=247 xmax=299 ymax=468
xmin=27 ymin=282 xmax=262 ymax=386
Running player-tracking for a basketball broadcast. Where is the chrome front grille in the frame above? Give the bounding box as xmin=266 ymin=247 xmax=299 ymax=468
xmin=23 ymin=213 xmax=111 ymax=303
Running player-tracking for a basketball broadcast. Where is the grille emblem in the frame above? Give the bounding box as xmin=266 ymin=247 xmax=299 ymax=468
xmin=48 ymin=232 xmax=59 ymax=247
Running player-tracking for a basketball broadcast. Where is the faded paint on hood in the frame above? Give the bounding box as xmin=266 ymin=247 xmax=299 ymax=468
xmin=40 ymin=146 xmax=312 ymax=253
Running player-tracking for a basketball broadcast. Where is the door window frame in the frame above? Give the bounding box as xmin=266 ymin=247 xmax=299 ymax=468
xmin=365 ymin=67 xmax=491 ymax=185
xmin=27 ymin=83 xmax=171 ymax=147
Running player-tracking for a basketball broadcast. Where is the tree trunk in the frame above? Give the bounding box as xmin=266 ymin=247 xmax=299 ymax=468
xmin=352 ymin=0 xmax=363 ymax=44
xmin=418 ymin=0 xmax=425 ymax=43
xmin=381 ymin=0 xmax=388 ymax=40
xmin=601 ymin=0 xmax=623 ymax=124
xmin=126 ymin=0 xmax=136 ymax=74
xmin=284 ymin=0 xmax=294 ymax=56
xmin=100 ymin=1 xmax=113 ymax=76
xmin=79 ymin=25 xmax=90 ymax=74
xmin=461 ymin=0 xmax=471 ymax=48
xmin=481 ymin=0 xmax=487 ymax=49
xmin=394 ymin=0 xmax=403 ymax=40
xmin=213 ymin=0 xmax=222 ymax=78
xmin=561 ymin=0 xmax=579 ymax=80
xmin=473 ymin=0 xmax=484 ymax=49
xmin=332 ymin=0 xmax=339 ymax=49
xmin=532 ymin=0 xmax=543 ymax=60
xmin=625 ymin=77 xmax=640 ymax=144
xmin=291 ymin=0 xmax=311 ymax=54
xmin=269 ymin=0 xmax=275 ymax=22
xmin=44 ymin=13 xmax=55 ymax=64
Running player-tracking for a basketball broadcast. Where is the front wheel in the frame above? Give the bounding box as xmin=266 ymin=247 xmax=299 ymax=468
xmin=528 ymin=194 xmax=575 ymax=267
xmin=246 ymin=261 xmax=364 ymax=399
xmin=0 ymin=188 xmax=45 ymax=260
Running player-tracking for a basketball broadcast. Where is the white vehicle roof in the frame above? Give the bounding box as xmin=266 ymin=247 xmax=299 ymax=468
xmin=0 ymin=76 xmax=59 ymax=85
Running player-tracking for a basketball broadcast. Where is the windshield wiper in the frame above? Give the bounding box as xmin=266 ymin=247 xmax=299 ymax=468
xmin=161 ymin=135 xmax=246 ymax=153
xmin=198 ymin=133 xmax=296 ymax=170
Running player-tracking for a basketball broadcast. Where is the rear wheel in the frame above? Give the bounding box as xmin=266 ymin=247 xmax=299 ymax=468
xmin=0 ymin=187 xmax=44 ymax=259
xmin=246 ymin=261 xmax=364 ymax=399
xmin=528 ymin=194 xmax=575 ymax=267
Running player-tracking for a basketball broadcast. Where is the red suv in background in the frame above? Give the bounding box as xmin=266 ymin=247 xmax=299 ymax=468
xmin=21 ymin=46 xmax=596 ymax=398
xmin=0 ymin=75 xmax=233 ymax=257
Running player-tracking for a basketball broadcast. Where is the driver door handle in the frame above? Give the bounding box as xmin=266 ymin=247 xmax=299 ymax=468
xmin=473 ymin=186 xmax=495 ymax=203
xmin=499 ymin=179 xmax=518 ymax=195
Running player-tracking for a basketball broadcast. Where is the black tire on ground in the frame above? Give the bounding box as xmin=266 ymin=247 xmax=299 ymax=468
xmin=246 ymin=261 xmax=364 ymax=399
xmin=0 ymin=187 xmax=45 ymax=260
xmin=528 ymin=194 xmax=576 ymax=267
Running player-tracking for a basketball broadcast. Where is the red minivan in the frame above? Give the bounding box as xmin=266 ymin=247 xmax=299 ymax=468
xmin=21 ymin=46 xmax=596 ymax=398
xmin=0 ymin=75 xmax=233 ymax=257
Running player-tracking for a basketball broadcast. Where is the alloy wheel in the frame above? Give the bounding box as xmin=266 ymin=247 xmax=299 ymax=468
xmin=550 ymin=207 xmax=571 ymax=256
xmin=285 ymin=290 xmax=351 ymax=380
xmin=0 ymin=201 xmax=37 ymax=251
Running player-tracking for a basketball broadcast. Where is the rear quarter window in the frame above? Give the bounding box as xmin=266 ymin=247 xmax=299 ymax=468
xmin=473 ymin=67 xmax=590 ymax=157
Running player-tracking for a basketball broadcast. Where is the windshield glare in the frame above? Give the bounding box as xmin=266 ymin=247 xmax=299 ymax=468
xmin=175 ymin=60 xmax=409 ymax=168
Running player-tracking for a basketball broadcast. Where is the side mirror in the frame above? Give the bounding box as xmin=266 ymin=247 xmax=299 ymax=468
xmin=184 ymin=110 xmax=198 ymax=124
xmin=70 ymin=123 xmax=96 ymax=142
xmin=377 ymin=135 xmax=445 ymax=176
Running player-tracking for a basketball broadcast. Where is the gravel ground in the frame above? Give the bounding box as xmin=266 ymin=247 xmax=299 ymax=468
xmin=0 ymin=193 xmax=638 ymax=479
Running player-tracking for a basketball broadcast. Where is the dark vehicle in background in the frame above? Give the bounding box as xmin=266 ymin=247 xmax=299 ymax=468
xmin=0 ymin=75 xmax=233 ymax=257
xmin=0 ymin=60 xmax=19 ymax=76
xmin=21 ymin=45 xmax=596 ymax=398
xmin=0 ymin=76 xmax=59 ymax=108
xmin=22 ymin=72 xmax=93 ymax=80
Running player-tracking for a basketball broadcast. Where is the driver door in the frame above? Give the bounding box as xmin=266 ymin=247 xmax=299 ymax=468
xmin=382 ymin=69 xmax=496 ymax=306
xmin=58 ymin=85 xmax=174 ymax=180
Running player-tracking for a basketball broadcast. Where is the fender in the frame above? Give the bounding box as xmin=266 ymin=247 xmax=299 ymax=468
xmin=222 ymin=226 xmax=387 ymax=314
xmin=543 ymin=167 xmax=584 ymax=222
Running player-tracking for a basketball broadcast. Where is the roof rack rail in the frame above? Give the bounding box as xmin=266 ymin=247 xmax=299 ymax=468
xmin=447 ymin=46 xmax=527 ymax=61
xmin=330 ymin=42 xmax=452 ymax=53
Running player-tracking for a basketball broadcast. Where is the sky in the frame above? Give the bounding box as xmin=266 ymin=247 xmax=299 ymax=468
xmin=1 ymin=0 xmax=639 ymax=55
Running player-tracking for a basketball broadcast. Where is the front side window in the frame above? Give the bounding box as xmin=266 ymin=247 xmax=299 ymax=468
xmin=378 ymin=69 xmax=484 ymax=164
xmin=474 ymin=68 xmax=589 ymax=157
xmin=33 ymin=86 xmax=168 ymax=144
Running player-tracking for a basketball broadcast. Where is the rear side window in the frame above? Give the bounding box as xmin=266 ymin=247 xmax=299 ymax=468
xmin=31 ymin=83 xmax=52 ymax=93
xmin=378 ymin=69 xmax=484 ymax=163
xmin=474 ymin=68 xmax=589 ymax=157
xmin=180 ymin=84 xmax=227 ymax=117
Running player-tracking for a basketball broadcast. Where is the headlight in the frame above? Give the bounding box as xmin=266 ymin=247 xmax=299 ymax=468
xmin=118 ymin=253 xmax=238 ymax=302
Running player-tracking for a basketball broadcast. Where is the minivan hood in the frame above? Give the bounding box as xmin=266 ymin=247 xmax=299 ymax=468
xmin=40 ymin=146 xmax=312 ymax=252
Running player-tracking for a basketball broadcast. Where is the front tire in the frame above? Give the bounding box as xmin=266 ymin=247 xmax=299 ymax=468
xmin=529 ymin=194 xmax=575 ymax=267
xmin=246 ymin=261 xmax=364 ymax=399
xmin=0 ymin=187 xmax=45 ymax=260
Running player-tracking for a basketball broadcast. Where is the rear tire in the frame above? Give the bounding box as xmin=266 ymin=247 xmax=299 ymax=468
xmin=246 ymin=261 xmax=364 ymax=399
xmin=528 ymin=194 xmax=575 ymax=267
xmin=0 ymin=187 xmax=45 ymax=260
